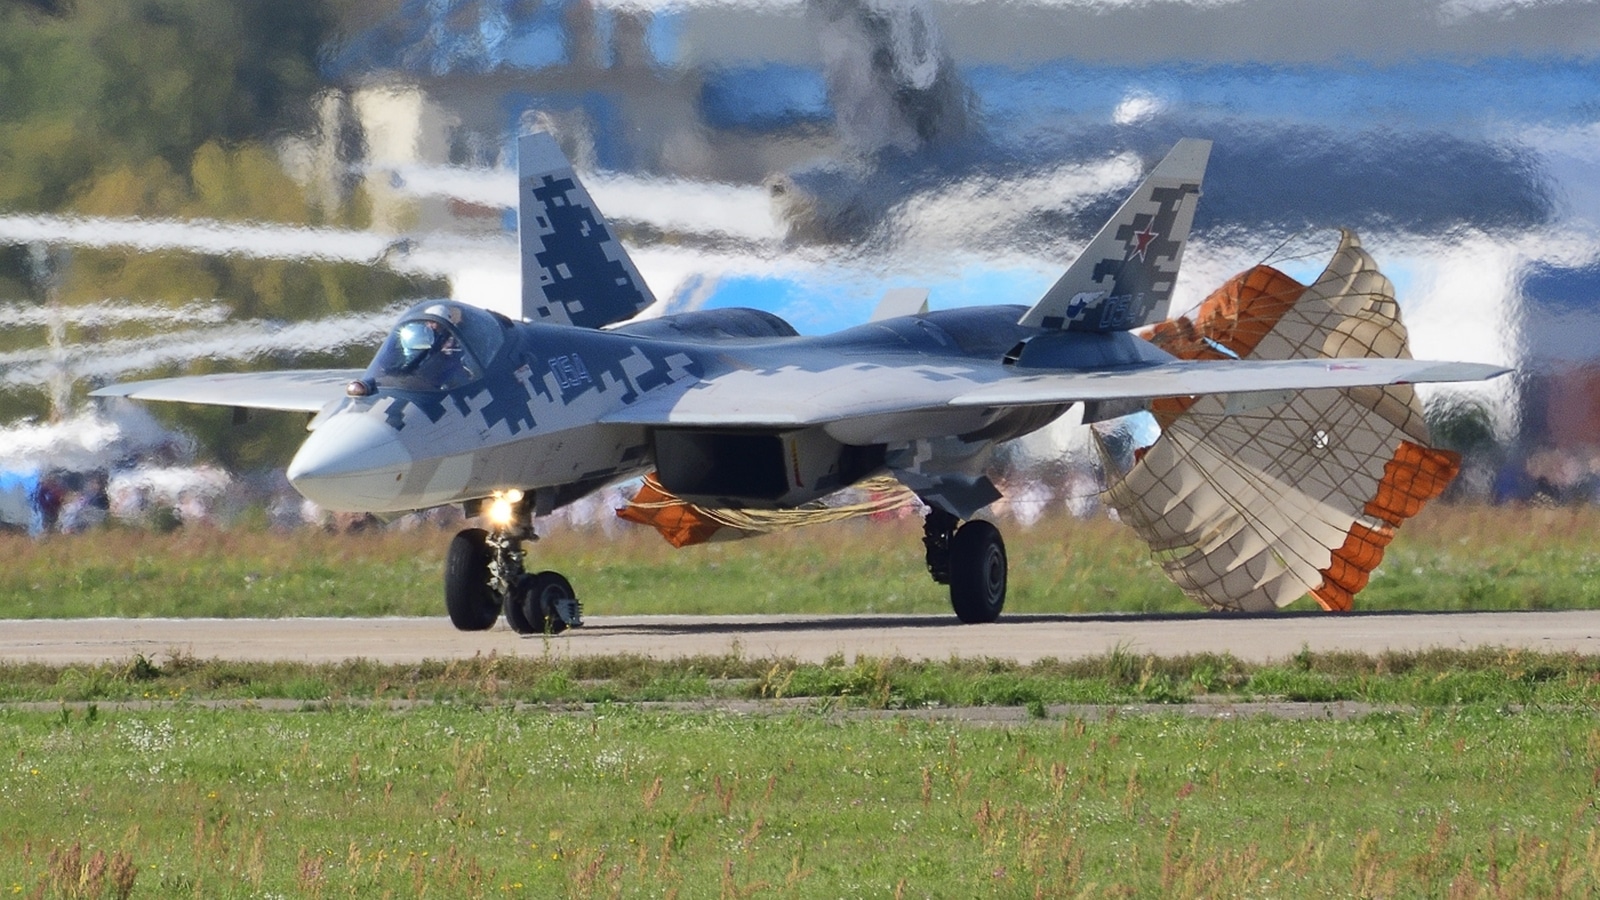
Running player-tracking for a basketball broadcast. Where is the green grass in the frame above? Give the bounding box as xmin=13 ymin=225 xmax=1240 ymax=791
xmin=5 ymin=504 xmax=1600 ymax=619
xmin=9 ymin=640 xmax=1600 ymax=896
xmin=9 ymin=504 xmax=1600 ymax=895
xmin=5 ymin=645 xmax=1600 ymax=711
xmin=8 ymin=703 xmax=1600 ymax=897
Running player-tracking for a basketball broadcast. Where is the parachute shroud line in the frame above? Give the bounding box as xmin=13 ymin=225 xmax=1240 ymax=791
xmin=618 ymin=472 xmax=920 ymax=547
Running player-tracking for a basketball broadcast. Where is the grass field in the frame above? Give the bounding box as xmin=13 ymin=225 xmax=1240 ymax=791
xmin=5 ymin=645 xmax=1600 ymax=709
xmin=8 ymin=504 xmax=1600 ymax=896
xmin=3 ymin=504 xmax=1600 ymax=619
xmin=8 ymin=701 xmax=1600 ymax=897
xmin=6 ymin=649 xmax=1600 ymax=895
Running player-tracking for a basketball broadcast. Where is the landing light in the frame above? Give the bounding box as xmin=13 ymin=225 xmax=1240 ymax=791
xmin=486 ymin=489 xmax=525 ymax=528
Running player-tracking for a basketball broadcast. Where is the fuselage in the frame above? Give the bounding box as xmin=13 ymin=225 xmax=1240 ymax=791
xmin=284 ymin=301 xmax=1151 ymax=515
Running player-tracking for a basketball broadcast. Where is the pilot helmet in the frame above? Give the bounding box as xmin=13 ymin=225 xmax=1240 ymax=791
xmin=397 ymin=320 xmax=439 ymax=364
xmin=424 ymin=303 xmax=463 ymax=324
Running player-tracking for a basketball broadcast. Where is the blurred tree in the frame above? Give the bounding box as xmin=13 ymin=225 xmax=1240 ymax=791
xmin=76 ymin=2 xmax=328 ymax=174
xmin=0 ymin=23 xmax=99 ymax=211
xmin=1426 ymin=395 xmax=1505 ymax=501
xmin=0 ymin=0 xmax=332 ymax=211
xmin=2 ymin=0 xmax=71 ymax=13
xmin=71 ymin=157 xmax=190 ymax=217
xmin=0 ymin=0 xmax=449 ymax=469
xmin=1427 ymin=396 xmax=1501 ymax=461
xmin=187 ymin=141 xmax=316 ymax=223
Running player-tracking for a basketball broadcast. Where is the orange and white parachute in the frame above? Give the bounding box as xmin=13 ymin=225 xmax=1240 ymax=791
xmin=616 ymin=472 xmax=920 ymax=547
xmin=1100 ymin=230 xmax=1459 ymax=612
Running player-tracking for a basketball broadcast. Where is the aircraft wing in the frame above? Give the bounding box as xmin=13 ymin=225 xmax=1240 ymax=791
xmin=603 ymin=357 xmax=1507 ymax=434
xmin=945 ymin=358 xmax=1506 ymax=407
xmin=91 ymin=370 xmax=363 ymax=413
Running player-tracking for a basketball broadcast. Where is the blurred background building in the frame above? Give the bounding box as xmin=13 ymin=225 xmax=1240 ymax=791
xmin=2 ymin=0 xmax=1598 ymax=527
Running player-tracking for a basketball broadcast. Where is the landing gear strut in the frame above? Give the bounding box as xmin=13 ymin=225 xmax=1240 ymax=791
xmin=923 ymin=509 xmax=1007 ymax=624
xmin=443 ymin=492 xmax=583 ymax=634
xmin=922 ymin=508 xmax=958 ymax=585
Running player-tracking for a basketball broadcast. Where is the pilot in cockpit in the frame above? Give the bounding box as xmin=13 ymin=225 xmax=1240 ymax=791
xmin=389 ymin=305 xmax=473 ymax=389
xmin=358 ymin=301 xmax=505 ymax=395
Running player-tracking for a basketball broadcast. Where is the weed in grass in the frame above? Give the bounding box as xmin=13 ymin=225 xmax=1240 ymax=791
xmin=1104 ymin=641 xmax=1142 ymax=687
xmin=26 ymin=842 xmax=138 ymax=900
xmin=14 ymin=646 xmax=1600 ymax=711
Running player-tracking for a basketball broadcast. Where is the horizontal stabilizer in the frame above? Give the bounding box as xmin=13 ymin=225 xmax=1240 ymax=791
xmin=518 ymin=132 xmax=658 ymax=328
xmin=1020 ymin=139 xmax=1211 ymax=332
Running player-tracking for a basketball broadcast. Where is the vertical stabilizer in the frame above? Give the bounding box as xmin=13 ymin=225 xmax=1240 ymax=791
xmin=1020 ymin=138 xmax=1211 ymax=332
xmin=518 ymin=132 xmax=657 ymax=328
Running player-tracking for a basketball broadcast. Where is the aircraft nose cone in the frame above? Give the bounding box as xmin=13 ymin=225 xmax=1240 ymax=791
xmin=287 ymin=413 xmax=412 ymax=512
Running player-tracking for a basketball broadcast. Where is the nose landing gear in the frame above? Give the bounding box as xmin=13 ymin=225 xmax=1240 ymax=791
xmin=443 ymin=491 xmax=583 ymax=634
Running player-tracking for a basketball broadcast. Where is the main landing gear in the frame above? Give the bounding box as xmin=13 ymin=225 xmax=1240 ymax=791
xmin=444 ymin=493 xmax=582 ymax=635
xmin=923 ymin=508 xmax=1007 ymax=624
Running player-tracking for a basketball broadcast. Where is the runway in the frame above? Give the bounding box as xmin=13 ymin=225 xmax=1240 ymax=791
xmin=5 ymin=609 xmax=1600 ymax=665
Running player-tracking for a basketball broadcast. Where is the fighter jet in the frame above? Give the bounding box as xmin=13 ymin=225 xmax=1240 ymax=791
xmin=94 ymin=132 xmax=1507 ymax=632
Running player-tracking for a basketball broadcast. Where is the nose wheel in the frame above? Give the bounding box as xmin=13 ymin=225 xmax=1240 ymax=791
xmin=444 ymin=528 xmax=500 ymax=631
xmin=443 ymin=493 xmax=583 ymax=634
xmin=505 ymin=571 xmax=580 ymax=635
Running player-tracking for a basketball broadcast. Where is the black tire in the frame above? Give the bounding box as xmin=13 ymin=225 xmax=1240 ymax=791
xmin=948 ymin=520 xmax=1006 ymax=624
xmin=444 ymin=528 xmax=500 ymax=631
xmin=503 ymin=575 xmax=538 ymax=635
xmin=506 ymin=570 xmax=575 ymax=636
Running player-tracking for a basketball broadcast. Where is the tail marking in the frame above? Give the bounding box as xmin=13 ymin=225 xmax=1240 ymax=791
xmin=518 ymin=132 xmax=657 ymax=329
xmin=1021 ymin=138 xmax=1211 ymax=333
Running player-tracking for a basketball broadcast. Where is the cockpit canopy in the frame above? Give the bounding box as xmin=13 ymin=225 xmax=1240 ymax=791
xmin=367 ymin=301 xmax=508 ymax=392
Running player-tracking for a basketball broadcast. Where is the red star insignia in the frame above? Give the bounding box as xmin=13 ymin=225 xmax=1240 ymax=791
xmin=1131 ymin=225 xmax=1158 ymax=260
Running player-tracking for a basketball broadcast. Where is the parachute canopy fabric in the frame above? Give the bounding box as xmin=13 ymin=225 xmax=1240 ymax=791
xmin=616 ymin=472 xmax=921 ymax=547
xmin=1101 ymin=231 xmax=1460 ymax=612
xmin=615 ymin=473 xmax=729 ymax=548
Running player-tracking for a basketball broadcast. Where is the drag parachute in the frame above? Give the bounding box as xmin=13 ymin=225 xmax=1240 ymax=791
xmin=1100 ymin=230 xmax=1459 ymax=612
xmin=617 ymin=472 xmax=920 ymax=547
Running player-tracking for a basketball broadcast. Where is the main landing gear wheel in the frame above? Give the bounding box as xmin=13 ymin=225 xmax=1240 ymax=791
xmin=505 ymin=571 xmax=579 ymax=635
xmin=444 ymin=528 xmax=500 ymax=631
xmin=948 ymin=519 xmax=1007 ymax=624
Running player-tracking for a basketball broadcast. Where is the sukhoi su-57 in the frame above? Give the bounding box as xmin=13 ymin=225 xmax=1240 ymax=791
xmin=97 ymin=133 xmax=1508 ymax=632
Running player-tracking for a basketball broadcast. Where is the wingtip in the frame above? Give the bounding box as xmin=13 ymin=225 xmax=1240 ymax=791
xmin=1415 ymin=361 xmax=1515 ymax=384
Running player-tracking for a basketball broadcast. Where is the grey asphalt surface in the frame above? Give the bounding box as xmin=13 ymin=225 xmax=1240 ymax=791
xmin=4 ymin=609 xmax=1600 ymax=665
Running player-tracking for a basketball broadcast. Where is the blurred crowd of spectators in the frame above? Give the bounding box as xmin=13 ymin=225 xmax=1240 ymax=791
xmin=6 ymin=444 xmax=1600 ymax=539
